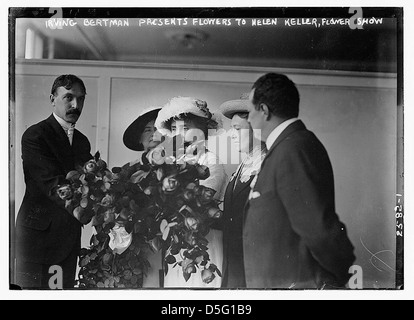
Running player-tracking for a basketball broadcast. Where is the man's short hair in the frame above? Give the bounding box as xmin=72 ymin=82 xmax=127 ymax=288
xmin=51 ymin=74 xmax=86 ymax=96
xmin=252 ymin=73 xmax=300 ymax=119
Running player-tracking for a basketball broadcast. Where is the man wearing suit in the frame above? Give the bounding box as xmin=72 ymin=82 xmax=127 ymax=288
xmin=244 ymin=73 xmax=356 ymax=289
xmin=15 ymin=74 xmax=93 ymax=289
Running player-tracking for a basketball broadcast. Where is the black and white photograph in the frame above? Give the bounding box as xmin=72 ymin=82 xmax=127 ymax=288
xmin=5 ymin=3 xmax=411 ymax=301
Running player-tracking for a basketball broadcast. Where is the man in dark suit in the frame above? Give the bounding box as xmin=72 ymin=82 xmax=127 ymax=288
xmin=15 ymin=74 xmax=93 ymax=289
xmin=244 ymin=73 xmax=355 ymax=289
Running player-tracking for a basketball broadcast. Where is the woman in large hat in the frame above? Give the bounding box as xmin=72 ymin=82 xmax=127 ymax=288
xmin=122 ymin=106 xmax=162 ymax=288
xmin=155 ymin=96 xmax=228 ymax=288
xmin=123 ymin=106 xmax=162 ymax=155
xmin=219 ymin=93 xmax=267 ymax=288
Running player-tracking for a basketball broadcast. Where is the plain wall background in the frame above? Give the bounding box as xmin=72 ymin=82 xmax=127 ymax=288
xmin=12 ymin=59 xmax=398 ymax=288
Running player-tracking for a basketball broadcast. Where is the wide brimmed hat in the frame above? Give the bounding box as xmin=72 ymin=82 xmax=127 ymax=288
xmin=123 ymin=106 xmax=161 ymax=151
xmin=219 ymin=92 xmax=251 ymax=119
xmin=155 ymin=96 xmax=223 ymax=134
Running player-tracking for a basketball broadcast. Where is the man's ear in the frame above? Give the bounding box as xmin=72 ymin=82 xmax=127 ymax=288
xmin=49 ymin=94 xmax=56 ymax=106
xmin=260 ymin=104 xmax=271 ymax=121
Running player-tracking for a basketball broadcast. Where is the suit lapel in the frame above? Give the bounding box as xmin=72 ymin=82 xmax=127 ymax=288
xmin=45 ymin=114 xmax=72 ymax=149
xmin=44 ymin=114 xmax=75 ymax=169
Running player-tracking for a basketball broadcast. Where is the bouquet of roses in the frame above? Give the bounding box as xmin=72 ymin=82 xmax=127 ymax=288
xmin=143 ymin=142 xmax=223 ymax=284
xmin=55 ymin=138 xmax=223 ymax=288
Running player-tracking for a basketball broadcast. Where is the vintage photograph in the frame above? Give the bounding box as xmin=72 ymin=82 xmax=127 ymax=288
xmin=8 ymin=7 xmax=403 ymax=293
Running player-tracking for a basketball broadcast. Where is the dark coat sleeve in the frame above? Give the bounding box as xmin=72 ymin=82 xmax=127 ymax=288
xmin=21 ymin=126 xmax=69 ymax=208
xmin=275 ymin=134 xmax=356 ymax=286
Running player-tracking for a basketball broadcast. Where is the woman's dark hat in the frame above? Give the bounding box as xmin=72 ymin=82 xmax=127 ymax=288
xmin=123 ymin=107 xmax=161 ymax=151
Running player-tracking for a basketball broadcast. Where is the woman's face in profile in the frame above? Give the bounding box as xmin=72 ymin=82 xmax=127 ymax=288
xmin=140 ymin=120 xmax=159 ymax=151
xmin=230 ymin=114 xmax=253 ymax=154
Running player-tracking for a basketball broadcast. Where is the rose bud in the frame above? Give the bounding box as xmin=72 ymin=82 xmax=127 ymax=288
xmin=200 ymin=187 xmax=216 ymax=204
xmin=130 ymin=170 xmax=149 ymax=184
xmin=201 ymin=269 xmax=216 ymax=284
xmin=184 ymin=233 xmax=197 ymax=246
xmin=182 ymin=258 xmax=197 ymax=275
xmin=165 ymin=156 xmax=176 ymax=165
xmin=183 ymin=189 xmax=194 ymax=202
xmin=196 ymin=165 xmax=210 ymax=180
xmin=195 ymin=256 xmax=204 ymax=265
xmin=73 ymin=206 xmax=85 ymax=221
xmin=66 ymin=170 xmax=80 ymax=182
xmin=146 ymin=146 xmax=166 ymax=166
xmin=162 ymin=176 xmax=180 ymax=194
xmin=57 ymin=184 xmax=73 ymax=200
xmin=104 ymin=211 xmax=115 ymax=224
xmin=101 ymin=194 xmax=115 ymax=207
xmin=84 ymin=160 xmax=99 ymax=174
xmin=144 ymin=186 xmax=157 ymax=196
xmin=185 ymin=217 xmax=199 ymax=231
xmin=96 ymin=159 xmax=107 ymax=170
xmin=207 ymin=207 xmax=223 ymax=219
xmin=186 ymin=182 xmax=197 ymax=190
xmin=156 ymin=168 xmax=165 ymax=181
xmin=118 ymin=208 xmax=130 ymax=221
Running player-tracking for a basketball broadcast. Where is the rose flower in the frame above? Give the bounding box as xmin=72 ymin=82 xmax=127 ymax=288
xmin=101 ymin=194 xmax=115 ymax=207
xmin=56 ymin=184 xmax=73 ymax=201
xmin=146 ymin=146 xmax=166 ymax=166
xmin=162 ymin=176 xmax=180 ymax=194
xmin=185 ymin=217 xmax=199 ymax=231
xmin=83 ymin=160 xmax=99 ymax=174
xmin=201 ymin=268 xmax=216 ymax=284
xmin=182 ymin=258 xmax=197 ymax=275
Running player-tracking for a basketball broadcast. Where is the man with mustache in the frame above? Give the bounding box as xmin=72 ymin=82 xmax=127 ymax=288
xmin=14 ymin=75 xmax=93 ymax=289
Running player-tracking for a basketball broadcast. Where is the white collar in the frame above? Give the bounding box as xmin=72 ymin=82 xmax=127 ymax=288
xmin=53 ymin=112 xmax=75 ymax=130
xmin=266 ymin=118 xmax=299 ymax=150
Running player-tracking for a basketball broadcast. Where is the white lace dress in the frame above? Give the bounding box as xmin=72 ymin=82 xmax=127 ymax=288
xmin=163 ymin=151 xmax=228 ymax=288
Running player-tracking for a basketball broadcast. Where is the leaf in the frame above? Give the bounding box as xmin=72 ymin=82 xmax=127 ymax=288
xmin=162 ymin=226 xmax=170 ymax=241
xmin=160 ymin=219 xmax=168 ymax=233
xmin=81 ymin=185 xmax=90 ymax=196
xmin=94 ymin=151 xmax=101 ymax=161
xmin=165 ymin=255 xmax=176 ymax=265
xmin=90 ymin=252 xmax=98 ymax=260
xmin=112 ymin=167 xmax=122 ymax=174
xmin=170 ymin=244 xmax=181 ymax=256
xmin=96 ymin=282 xmax=105 ymax=288
xmin=183 ymin=272 xmax=191 ymax=282
xmin=216 ymin=268 xmax=223 ymax=278
xmin=164 ymin=262 xmax=169 ymax=276
xmin=102 ymin=253 xmax=112 ymax=265
xmin=90 ymin=234 xmax=98 ymax=246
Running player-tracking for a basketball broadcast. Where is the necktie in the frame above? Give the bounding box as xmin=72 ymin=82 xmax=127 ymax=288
xmin=67 ymin=126 xmax=75 ymax=145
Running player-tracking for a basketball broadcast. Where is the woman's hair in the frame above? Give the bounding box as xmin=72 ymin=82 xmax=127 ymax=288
xmin=165 ymin=113 xmax=219 ymax=139
xmin=233 ymin=112 xmax=249 ymax=120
